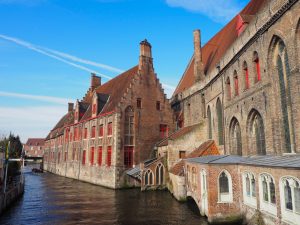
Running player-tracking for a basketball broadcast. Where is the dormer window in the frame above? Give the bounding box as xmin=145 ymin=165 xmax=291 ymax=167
xmin=92 ymin=104 xmax=96 ymax=114
xmin=156 ymin=101 xmax=161 ymax=111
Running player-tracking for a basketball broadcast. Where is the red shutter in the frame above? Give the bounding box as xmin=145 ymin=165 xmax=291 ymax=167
xmin=245 ymin=68 xmax=249 ymax=89
xmin=106 ymin=146 xmax=112 ymax=167
xmin=91 ymin=126 xmax=96 ymax=138
xmin=99 ymin=125 xmax=104 ymax=137
xmin=82 ymin=150 xmax=86 ymax=165
xmin=98 ymin=146 xmax=102 ymax=166
xmin=107 ymin=123 xmax=112 ymax=136
xmin=124 ymin=146 xmax=133 ymax=167
xmin=90 ymin=147 xmax=95 ymax=165
xmin=256 ymin=60 xmax=261 ymax=82
xmin=160 ymin=125 xmax=168 ymax=138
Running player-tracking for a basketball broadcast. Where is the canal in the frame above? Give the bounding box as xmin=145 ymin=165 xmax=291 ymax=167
xmin=0 ymin=166 xmax=208 ymax=225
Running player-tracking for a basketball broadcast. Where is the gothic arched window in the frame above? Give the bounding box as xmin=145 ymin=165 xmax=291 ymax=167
xmin=225 ymin=77 xmax=231 ymax=100
xmin=243 ymin=61 xmax=250 ymax=90
xmin=216 ymin=98 xmax=224 ymax=145
xmin=155 ymin=164 xmax=164 ymax=185
xmin=248 ymin=110 xmax=266 ymax=155
xmin=230 ymin=118 xmax=242 ymax=155
xmin=274 ymin=39 xmax=294 ymax=153
xmin=207 ymin=106 xmax=212 ymax=139
xmin=259 ymin=173 xmax=277 ymax=215
xmin=253 ymin=51 xmax=261 ymax=82
xmin=234 ymin=70 xmax=239 ymax=96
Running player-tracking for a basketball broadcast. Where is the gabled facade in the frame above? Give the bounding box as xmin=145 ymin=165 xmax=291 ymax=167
xmin=44 ymin=40 xmax=174 ymax=189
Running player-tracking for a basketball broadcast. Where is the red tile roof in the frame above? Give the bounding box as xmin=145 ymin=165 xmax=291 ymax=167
xmin=174 ymin=0 xmax=268 ymax=95
xmin=169 ymin=140 xmax=220 ymax=176
xmin=157 ymin=124 xmax=199 ymax=147
xmin=26 ymin=138 xmax=45 ymax=146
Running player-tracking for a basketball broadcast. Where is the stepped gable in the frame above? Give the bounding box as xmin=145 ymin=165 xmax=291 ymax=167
xmin=173 ymin=0 xmax=268 ymax=95
xmin=79 ymin=65 xmax=139 ymax=121
xmin=169 ymin=140 xmax=220 ymax=176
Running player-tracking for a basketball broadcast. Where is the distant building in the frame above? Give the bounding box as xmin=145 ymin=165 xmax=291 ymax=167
xmin=43 ymin=40 xmax=174 ymax=189
xmin=24 ymin=138 xmax=45 ymax=158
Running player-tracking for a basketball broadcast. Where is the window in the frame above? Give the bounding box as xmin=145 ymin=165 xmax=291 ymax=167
xmin=274 ymin=39 xmax=294 ymax=153
xmin=216 ymin=98 xmax=224 ymax=145
xmin=280 ymin=177 xmax=300 ymax=223
xmin=91 ymin=126 xmax=96 ymax=138
xmin=137 ymin=98 xmax=142 ymax=109
xmin=234 ymin=71 xmax=239 ymax=96
xmin=99 ymin=125 xmax=104 ymax=137
xmin=156 ymin=101 xmax=161 ymax=110
xmin=144 ymin=170 xmax=154 ymax=186
xmin=192 ymin=167 xmax=197 ymax=191
xmin=124 ymin=146 xmax=133 ymax=168
xmin=90 ymin=147 xmax=95 ymax=165
xmin=259 ymin=173 xmax=276 ymax=215
xmin=155 ymin=164 xmax=164 ymax=185
xmin=84 ymin=128 xmax=88 ymax=139
xmin=243 ymin=172 xmax=256 ymax=208
xmin=230 ymin=118 xmax=242 ymax=156
xmin=248 ymin=110 xmax=266 ymax=155
xmin=253 ymin=51 xmax=261 ymax=82
xmin=243 ymin=61 xmax=250 ymax=90
xmin=82 ymin=150 xmax=86 ymax=165
xmin=107 ymin=122 xmax=113 ymax=136
xmin=98 ymin=146 xmax=102 ymax=166
xmin=207 ymin=106 xmax=212 ymax=139
xmin=64 ymin=151 xmax=67 ymax=162
xmin=179 ymin=151 xmax=186 ymax=159
xmin=160 ymin=124 xmax=168 ymax=138
xmin=92 ymin=104 xmax=96 ymax=114
xmin=218 ymin=171 xmax=232 ymax=203
xmin=225 ymin=77 xmax=231 ymax=100
xmin=106 ymin=146 xmax=112 ymax=166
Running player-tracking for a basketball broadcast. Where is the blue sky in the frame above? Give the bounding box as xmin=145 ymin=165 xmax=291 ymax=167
xmin=0 ymin=0 xmax=249 ymax=142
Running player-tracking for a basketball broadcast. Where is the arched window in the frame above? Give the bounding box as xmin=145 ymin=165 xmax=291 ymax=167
xmin=229 ymin=118 xmax=242 ymax=155
xmin=207 ymin=106 xmax=212 ymax=139
xmin=124 ymin=106 xmax=134 ymax=167
xmin=219 ymin=170 xmax=232 ymax=202
xmin=280 ymin=177 xmax=300 ymax=223
xmin=155 ymin=164 xmax=164 ymax=185
xmin=201 ymin=93 xmax=206 ymax=118
xmin=253 ymin=52 xmax=261 ymax=82
xmin=243 ymin=172 xmax=256 ymax=208
xmin=144 ymin=169 xmax=154 ymax=186
xmin=243 ymin=61 xmax=250 ymax=90
xmin=225 ymin=77 xmax=231 ymax=100
xmin=259 ymin=173 xmax=277 ymax=215
xmin=234 ymin=70 xmax=239 ymax=96
xmin=273 ymin=39 xmax=294 ymax=153
xmin=247 ymin=109 xmax=266 ymax=155
xmin=216 ymin=98 xmax=224 ymax=145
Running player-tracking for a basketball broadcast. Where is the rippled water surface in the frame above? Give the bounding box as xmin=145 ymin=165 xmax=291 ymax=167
xmin=0 ymin=166 xmax=209 ymax=225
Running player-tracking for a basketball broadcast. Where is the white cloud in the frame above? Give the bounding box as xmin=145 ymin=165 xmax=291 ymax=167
xmin=0 ymin=91 xmax=75 ymax=105
xmin=165 ymin=0 xmax=243 ymax=23
xmin=0 ymin=105 xmax=66 ymax=142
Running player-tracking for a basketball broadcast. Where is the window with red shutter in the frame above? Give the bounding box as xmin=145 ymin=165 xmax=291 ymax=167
xmin=99 ymin=125 xmax=104 ymax=137
xmin=243 ymin=61 xmax=250 ymax=90
xmin=90 ymin=147 xmax=95 ymax=165
xmin=92 ymin=104 xmax=96 ymax=114
xmin=124 ymin=146 xmax=133 ymax=168
xmin=137 ymin=98 xmax=142 ymax=109
xmin=91 ymin=126 xmax=96 ymax=138
xmin=106 ymin=146 xmax=112 ymax=167
xmin=82 ymin=150 xmax=86 ymax=165
xmin=98 ymin=146 xmax=102 ymax=165
xmin=107 ymin=122 xmax=112 ymax=136
xmin=160 ymin=124 xmax=168 ymax=138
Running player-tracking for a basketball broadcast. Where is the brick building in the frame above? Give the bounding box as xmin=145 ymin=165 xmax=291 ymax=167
xmin=24 ymin=138 xmax=45 ymax=158
xmin=43 ymin=40 xmax=174 ymax=189
xmin=157 ymin=0 xmax=300 ymax=224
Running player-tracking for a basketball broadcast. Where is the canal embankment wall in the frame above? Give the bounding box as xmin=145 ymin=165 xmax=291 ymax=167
xmin=0 ymin=176 xmax=25 ymax=215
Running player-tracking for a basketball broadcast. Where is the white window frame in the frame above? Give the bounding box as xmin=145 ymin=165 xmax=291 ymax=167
xmin=279 ymin=176 xmax=300 ymax=225
xmin=242 ymin=172 xmax=257 ymax=208
xmin=258 ymin=173 xmax=277 ymax=216
xmin=218 ymin=170 xmax=233 ymax=203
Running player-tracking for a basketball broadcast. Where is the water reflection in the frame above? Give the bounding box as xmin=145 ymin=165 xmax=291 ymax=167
xmin=0 ymin=166 xmax=208 ymax=225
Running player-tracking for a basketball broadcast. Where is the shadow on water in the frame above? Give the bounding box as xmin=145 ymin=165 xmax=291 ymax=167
xmin=0 ymin=165 xmax=210 ymax=225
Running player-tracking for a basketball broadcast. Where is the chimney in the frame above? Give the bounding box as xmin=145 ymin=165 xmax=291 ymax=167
xmin=193 ymin=29 xmax=204 ymax=82
xmin=68 ymin=102 xmax=74 ymax=112
xmin=91 ymin=73 xmax=101 ymax=89
xmin=139 ymin=39 xmax=153 ymax=71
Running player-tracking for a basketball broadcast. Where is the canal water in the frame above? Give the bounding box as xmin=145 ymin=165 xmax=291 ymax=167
xmin=0 ymin=166 xmax=208 ymax=225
